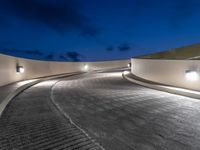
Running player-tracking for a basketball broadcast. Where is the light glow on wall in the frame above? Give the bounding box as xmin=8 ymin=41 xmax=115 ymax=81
xmin=123 ymin=71 xmax=130 ymax=75
xmin=16 ymin=66 xmax=25 ymax=73
xmin=84 ymin=64 xmax=89 ymax=71
xmin=185 ymin=70 xmax=199 ymax=81
xmin=16 ymin=79 xmax=37 ymax=86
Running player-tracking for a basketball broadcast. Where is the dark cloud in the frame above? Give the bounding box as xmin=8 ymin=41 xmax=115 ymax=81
xmin=0 ymin=0 xmax=99 ymax=37
xmin=59 ymin=54 xmax=68 ymax=61
xmin=0 ymin=48 xmax=43 ymax=56
xmin=0 ymin=47 xmax=83 ymax=61
xmin=118 ymin=43 xmax=131 ymax=52
xmin=25 ymin=50 xmax=43 ymax=55
xmin=45 ymin=53 xmax=54 ymax=60
xmin=106 ymin=46 xmax=115 ymax=52
xmin=65 ymin=51 xmax=82 ymax=62
xmin=106 ymin=43 xmax=134 ymax=52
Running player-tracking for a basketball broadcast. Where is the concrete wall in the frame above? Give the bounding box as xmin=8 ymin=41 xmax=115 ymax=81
xmin=0 ymin=54 xmax=129 ymax=87
xmin=131 ymin=58 xmax=200 ymax=91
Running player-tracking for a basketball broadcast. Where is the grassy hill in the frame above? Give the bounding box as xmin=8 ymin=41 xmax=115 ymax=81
xmin=138 ymin=43 xmax=200 ymax=60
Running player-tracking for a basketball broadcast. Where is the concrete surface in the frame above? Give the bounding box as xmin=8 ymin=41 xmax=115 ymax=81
xmin=0 ymin=53 xmax=129 ymax=87
xmin=0 ymin=75 xmax=103 ymax=150
xmin=1 ymin=69 xmax=200 ymax=149
xmin=52 ymin=70 xmax=200 ymax=150
xmin=123 ymin=71 xmax=200 ymax=100
xmin=131 ymin=58 xmax=200 ymax=91
xmin=0 ymin=79 xmax=38 ymax=117
xmin=0 ymin=73 xmax=82 ymax=118
xmin=0 ymin=80 xmax=36 ymax=104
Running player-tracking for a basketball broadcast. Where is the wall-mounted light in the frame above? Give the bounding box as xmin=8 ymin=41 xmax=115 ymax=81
xmin=127 ymin=63 xmax=131 ymax=68
xmin=16 ymin=66 xmax=25 ymax=73
xmin=83 ymin=64 xmax=89 ymax=71
xmin=185 ymin=70 xmax=199 ymax=81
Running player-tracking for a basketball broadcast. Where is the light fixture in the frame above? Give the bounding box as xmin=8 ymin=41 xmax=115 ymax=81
xmin=16 ymin=66 xmax=25 ymax=73
xmin=84 ymin=64 xmax=89 ymax=71
xmin=185 ymin=70 xmax=199 ymax=81
xmin=127 ymin=63 xmax=131 ymax=68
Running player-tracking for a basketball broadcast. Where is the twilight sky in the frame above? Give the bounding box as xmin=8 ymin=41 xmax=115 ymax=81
xmin=0 ymin=0 xmax=200 ymax=61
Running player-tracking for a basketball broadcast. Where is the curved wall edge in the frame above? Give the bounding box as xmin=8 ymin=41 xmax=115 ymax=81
xmin=131 ymin=58 xmax=200 ymax=91
xmin=0 ymin=54 xmax=129 ymax=87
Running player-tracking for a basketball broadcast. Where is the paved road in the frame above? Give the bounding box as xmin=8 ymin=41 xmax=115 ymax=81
xmin=0 ymin=79 xmax=37 ymax=104
xmin=1 ymin=70 xmax=200 ymax=150
xmin=0 ymin=78 xmax=103 ymax=150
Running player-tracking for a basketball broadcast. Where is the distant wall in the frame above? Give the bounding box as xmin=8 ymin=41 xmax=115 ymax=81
xmin=131 ymin=58 xmax=200 ymax=91
xmin=0 ymin=54 xmax=129 ymax=87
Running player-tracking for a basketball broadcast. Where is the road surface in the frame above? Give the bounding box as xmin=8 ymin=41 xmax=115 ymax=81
xmin=1 ymin=69 xmax=200 ymax=150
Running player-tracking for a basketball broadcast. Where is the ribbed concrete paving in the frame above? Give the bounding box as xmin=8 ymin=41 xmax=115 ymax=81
xmin=0 ymin=80 xmax=36 ymax=104
xmin=1 ymin=70 xmax=200 ymax=150
xmin=52 ymin=71 xmax=200 ymax=150
xmin=0 ymin=80 xmax=103 ymax=150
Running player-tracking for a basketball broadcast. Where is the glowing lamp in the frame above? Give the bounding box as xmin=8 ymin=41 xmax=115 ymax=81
xmin=16 ymin=66 xmax=25 ymax=73
xmin=84 ymin=64 xmax=89 ymax=71
xmin=185 ymin=70 xmax=199 ymax=81
xmin=127 ymin=63 xmax=131 ymax=68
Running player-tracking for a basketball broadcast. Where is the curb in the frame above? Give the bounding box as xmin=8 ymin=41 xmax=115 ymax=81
xmin=123 ymin=71 xmax=200 ymax=100
xmin=50 ymin=80 xmax=105 ymax=150
xmin=0 ymin=72 xmax=81 ymax=117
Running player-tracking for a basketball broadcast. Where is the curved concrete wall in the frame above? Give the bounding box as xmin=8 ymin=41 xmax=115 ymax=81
xmin=0 ymin=54 xmax=129 ymax=87
xmin=131 ymin=58 xmax=200 ymax=91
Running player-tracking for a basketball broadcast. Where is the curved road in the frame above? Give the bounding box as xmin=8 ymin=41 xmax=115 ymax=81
xmin=1 ymin=69 xmax=200 ymax=150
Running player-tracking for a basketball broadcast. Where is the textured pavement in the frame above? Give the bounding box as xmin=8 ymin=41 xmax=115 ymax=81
xmin=0 ymin=82 xmax=27 ymax=104
xmin=0 ymin=80 xmax=103 ymax=150
xmin=1 ymin=70 xmax=200 ymax=150
xmin=52 ymin=71 xmax=200 ymax=150
xmin=0 ymin=79 xmax=37 ymax=104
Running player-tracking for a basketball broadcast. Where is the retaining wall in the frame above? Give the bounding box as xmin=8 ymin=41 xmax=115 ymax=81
xmin=131 ymin=58 xmax=200 ymax=91
xmin=0 ymin=54 xmax=129 ymax=86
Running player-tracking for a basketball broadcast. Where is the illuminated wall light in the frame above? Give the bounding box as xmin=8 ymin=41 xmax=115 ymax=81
xmin=185 ymin=70 xmax=199 ymax=81
xmin=127 ymin=63 xmax=131 ymax=68
xmin=16 ymin=66 xmax=25 ymax=73
xmin=84 ymin=64 xmax=89 ymax=71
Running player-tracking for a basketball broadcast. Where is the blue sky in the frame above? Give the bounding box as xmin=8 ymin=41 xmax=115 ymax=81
xmin=0 ymin=0 xmax=200 ymax=61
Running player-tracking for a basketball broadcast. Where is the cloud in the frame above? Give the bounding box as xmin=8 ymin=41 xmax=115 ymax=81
xmin=0 ymin=48 xmax=43 ymax=56
xmin=0 ymin=47 xmax=83 ymax=61
xmin=25 ymin=50 xmax=43 ymax=55
xmin=59 ymin=54 xmax=68 ymax=61
xmin=65 ymin=51 xmax=83 ymax=62
xmin=118 ymin=43 xmax=131 ymax=52
xmin=106 ymin=46 xmax=115 ymax=52
xmin=105 ymin=43 xmax=133 ymax=52
xmin=0 ymin=0 xmax=99 ymax=37
xmin=45 ymin=53 xmax=54 ymax=60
